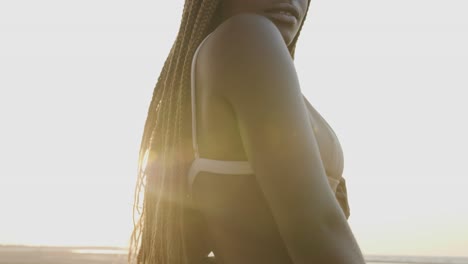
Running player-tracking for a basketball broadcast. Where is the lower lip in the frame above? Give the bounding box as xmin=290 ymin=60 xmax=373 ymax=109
xmin=264 ymin=12 xmax=298 ymax=25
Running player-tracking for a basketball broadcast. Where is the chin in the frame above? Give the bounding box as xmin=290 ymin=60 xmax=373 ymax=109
xmin=279 ymin=29 xmax=295 ymax=47
xmin=268 ymin=22 xmax=296 ymax=47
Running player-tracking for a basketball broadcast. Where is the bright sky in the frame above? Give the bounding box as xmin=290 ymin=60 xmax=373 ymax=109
xmin=1 ymin=0 xmax=467 ymax=257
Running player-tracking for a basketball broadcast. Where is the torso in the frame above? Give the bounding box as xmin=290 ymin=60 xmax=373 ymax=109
xmin=190 ymin=78 xmax=345 ymax=263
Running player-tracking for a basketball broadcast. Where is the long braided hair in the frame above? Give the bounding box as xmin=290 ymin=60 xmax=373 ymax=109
xmin=129 ymin=0 xmax=311 ymax=263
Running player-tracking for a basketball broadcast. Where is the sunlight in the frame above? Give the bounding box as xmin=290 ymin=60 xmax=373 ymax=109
xmin=1 ymin=0 xmax=467 ymax=260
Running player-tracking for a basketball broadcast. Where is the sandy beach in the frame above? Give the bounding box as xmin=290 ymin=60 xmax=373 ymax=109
xmin=1 ymin=245 xmax=467 ymax=264
xmin=0 ymin=246 xmax=127 ymax=264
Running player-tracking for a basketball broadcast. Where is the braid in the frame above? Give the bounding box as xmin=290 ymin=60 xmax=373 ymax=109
xmin=129 ymin=1 xmax=221 ymax=263
xmin=289 ymin=0 xmax=312 ymax=59
xmin=130 ymin=1 xmax=310 ymax=263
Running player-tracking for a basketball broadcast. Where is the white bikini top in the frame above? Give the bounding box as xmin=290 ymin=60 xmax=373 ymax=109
xmin=187 ymin=33 xmax=341 ymax=198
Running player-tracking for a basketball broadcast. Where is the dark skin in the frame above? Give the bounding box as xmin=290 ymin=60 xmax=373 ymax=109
xmin=186 ymin=1 xmax=366 ymax=263
xmin=218 ymin=0 xmax=309 ymax=46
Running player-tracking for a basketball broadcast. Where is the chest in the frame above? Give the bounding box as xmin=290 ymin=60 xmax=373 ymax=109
xmin=195 ymin=93 xmax=344 ymax=178
xmin=304 ymin=99 xmax=344 ymax=179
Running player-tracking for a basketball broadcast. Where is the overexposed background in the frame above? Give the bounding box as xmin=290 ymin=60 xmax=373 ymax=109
xmin=0 ymin=0 xmax=467 ymax=257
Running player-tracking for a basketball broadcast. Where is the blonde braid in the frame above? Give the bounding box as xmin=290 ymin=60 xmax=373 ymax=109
xmin=130 ymin=1 xmax=220 ymax=263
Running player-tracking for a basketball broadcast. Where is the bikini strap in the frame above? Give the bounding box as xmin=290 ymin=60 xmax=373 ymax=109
xmin=191 ymin=32 xmax=214 ymax=159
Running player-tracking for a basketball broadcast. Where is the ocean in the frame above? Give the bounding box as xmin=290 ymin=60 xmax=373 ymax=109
xmin=0 ymin=245 xmax=467 ymax=264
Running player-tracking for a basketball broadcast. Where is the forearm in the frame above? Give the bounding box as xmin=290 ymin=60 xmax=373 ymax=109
xmin=285 ymin=209 xmax=366 ymax=264
xmin=317 ymin=218 xmax=366 ymax=264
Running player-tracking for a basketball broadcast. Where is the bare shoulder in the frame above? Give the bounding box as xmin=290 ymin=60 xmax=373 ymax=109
xmin=195 ymin=12 xmax=307 ymax=153
xmin=199 ymin=13 xmax=283 ymax=59
xmin=196 ymin=13 xmax=295 ymax=101
xmin=195 ymin=12 xmax=312 ymax=164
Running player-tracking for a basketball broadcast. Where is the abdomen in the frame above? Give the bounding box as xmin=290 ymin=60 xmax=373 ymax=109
xmin=192 ymin=171 xmax=294 ymax=264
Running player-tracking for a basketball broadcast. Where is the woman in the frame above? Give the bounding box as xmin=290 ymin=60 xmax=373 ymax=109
xmin=130 ymin=0 xmax=366 ymax=263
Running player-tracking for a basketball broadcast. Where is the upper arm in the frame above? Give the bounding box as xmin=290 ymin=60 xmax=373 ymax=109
xmin=198 ymin=13 xmax=350 ymax=261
